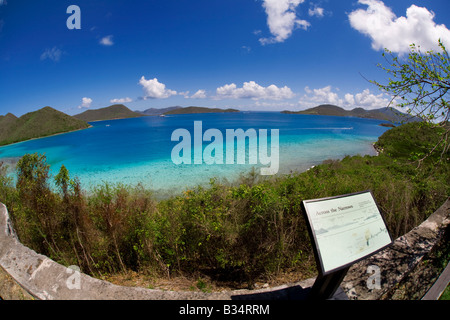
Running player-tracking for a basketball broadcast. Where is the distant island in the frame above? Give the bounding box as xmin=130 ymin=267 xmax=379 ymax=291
xmin=2 ymin=104 xmax=412 ymax=148
xmin=162 ymin=106 xmax=240 ymax=115
xmin=282 ymin=104 xmax=421 ymax=123
xmin=0 ymin=107 xmax=90 ymax=147
xmin=82 ymin=105 xmax=240 ymax=119
xmin=74 ymin=104 xmax=143 ymax=122
xmin=135 ymin=106 xmax=182 ymax=116
xmin=0 ymin=104 xmax=238 ymax=148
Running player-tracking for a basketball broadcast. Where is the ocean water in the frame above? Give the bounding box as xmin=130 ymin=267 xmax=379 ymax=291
xmin=0 ymin=112 xmax=390 ymax=194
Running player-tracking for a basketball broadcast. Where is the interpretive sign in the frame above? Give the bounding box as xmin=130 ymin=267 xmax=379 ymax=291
xmin=302 ymin=191 xmax=393 ymax=276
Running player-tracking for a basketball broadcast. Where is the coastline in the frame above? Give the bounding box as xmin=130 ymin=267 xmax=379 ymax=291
xmin=372 ymin=142 xmax=382 ymax=156
xmin=0 ymin=113 xmax=390 ymax=194
xmin=85 ymin=116 xmax=147 ymax=123
xmin=0 ymin=125 xmax=93 ymax=149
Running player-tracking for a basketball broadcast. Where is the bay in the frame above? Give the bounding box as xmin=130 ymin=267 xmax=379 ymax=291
xmin=0 ymin=112 xmax=391 ymax=195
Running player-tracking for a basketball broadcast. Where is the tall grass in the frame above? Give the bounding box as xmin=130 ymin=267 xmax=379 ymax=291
xmin=0 ymin=122 xmax=448 ymax=286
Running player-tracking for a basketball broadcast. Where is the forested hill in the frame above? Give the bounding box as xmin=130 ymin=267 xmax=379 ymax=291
xmin=0 ymin=107 xmax=90 ymax=146
xmin=74 ymin=104 xmax=143 ymax=122
xmin=282 ymin=104 xmax=421 ymax=123
xmin=163 ymin=106 xmax=240 ymax=115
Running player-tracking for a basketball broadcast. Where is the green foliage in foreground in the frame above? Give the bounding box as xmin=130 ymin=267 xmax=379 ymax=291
xmin=440 ymin=285 xmax=450 ymax=300
xmin=372 ymin=40 xmax=450 ymax=162
xmin=0 ymin=122 xmax=448 ymax=285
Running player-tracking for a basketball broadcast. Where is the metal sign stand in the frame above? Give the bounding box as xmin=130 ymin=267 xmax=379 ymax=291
xmin=308 ymin=267 xmax=350 ymax=300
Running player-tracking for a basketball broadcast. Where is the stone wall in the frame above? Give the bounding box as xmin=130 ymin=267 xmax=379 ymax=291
xmin=342 ymin=198 xmax=450 ymax=300
xmin=0 ymin=199 xmax=449 ymax=300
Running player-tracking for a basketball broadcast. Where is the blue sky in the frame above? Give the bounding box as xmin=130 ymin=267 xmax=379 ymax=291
xmin=1 ymin=0 xmax=449 ymax=116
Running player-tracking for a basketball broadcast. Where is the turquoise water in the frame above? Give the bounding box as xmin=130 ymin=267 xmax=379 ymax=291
xmin=0 ymin=112 xmax=390 ymax=194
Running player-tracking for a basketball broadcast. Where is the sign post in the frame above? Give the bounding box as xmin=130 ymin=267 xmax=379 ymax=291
xmin=301 ymin=191 xmax=393 ymax=300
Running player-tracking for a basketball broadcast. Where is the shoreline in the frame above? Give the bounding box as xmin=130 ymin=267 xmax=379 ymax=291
xmin=1 ymin=139 xmax=381 ymax=199
xmin=85 ymin=116 xmax=147 ymax=123
xmin=0 ymin=125 xmax=93 ymax=149
xmin=0 ymin=115 xmax=387 ymax=196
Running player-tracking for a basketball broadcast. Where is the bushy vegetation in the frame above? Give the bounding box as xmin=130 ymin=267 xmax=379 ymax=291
xmin=0 ymin=122 xmax=448 ymax=287
xmin=376 ymin=121 xmax=449 ymax=164
xmin=372 ymin=40 xmax=450 ymax=162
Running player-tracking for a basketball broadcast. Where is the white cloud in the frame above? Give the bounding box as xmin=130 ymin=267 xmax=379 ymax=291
xmin=190 ymin=89 xmax=207 ymax=99
xmin=99 ymin=35 xmax=114 ymax=46
xmin=78 ymin=97 xmax=93 ymax=109
xmin=139 ymin=77 xmax=177 ymax=99
xmin=308 ymin=6 xmax=324 ymax=18
xmin=349 ymin=0 xmax=450 ymax=54
xmin=253 ymin=101 xmax=297 ymax=111
xmin=110 ymin=97 xmax=132 ymax=104
xmin=259 ymin=0 xmax=310 ymax=45
xmin=344 ymin=93 xmax=355 ymax=106
xmin=347 ymin=89 xmax=391 ymax=109
xmin=215 ymin=81 xmax=295 ymax=100
xmin=178 ymin=91 xmax=190 ymax=98
xmin=302 ymin=86 xmax=343 ymax=106
xmin=40 ymin=47 xmax=63 ymax=62
xmin=0 ymin=0 xmax=7 ymax=6
xmin=301 ymin=86 xmax=391 ymax=110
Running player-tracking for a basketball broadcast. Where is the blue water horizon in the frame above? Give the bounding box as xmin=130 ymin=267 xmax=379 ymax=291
xmin=0 ymin=112 xmax=391 ymax=195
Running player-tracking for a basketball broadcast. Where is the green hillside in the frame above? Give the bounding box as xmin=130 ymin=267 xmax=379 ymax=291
xmin=0 ymin=107 xmax=90 ymax=146
xmin=375 ymin=122 xmax=448 ymax=161
xmin=282 ymin=104 xmax=420 ymax=123
xmin=0 ymin=113 xmax=19 ymax=139
xmin=74 ymin=104 xmax=144 ymax=122
xmin=163 ymin=106 xmax=239 ymax=115
xmin=136 ymin=106 xmax=182 ymax=116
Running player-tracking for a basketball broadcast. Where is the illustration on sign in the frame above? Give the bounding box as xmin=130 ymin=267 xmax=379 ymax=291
xmin=302 ymin=191 xmax=392 ymax=275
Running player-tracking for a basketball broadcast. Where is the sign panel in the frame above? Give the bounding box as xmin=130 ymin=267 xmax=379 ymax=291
xmin=302 ymin=191 xmax=392 ymax=275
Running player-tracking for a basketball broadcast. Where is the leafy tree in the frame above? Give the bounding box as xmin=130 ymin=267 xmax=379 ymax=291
xmin=15 ymin=153 xmax=59 ymax=255
xmin=371 ymin=40 xmax=450 ymax=163
xmin=55 ymin=164 xmax=71 ymax=198
xmin=16 ymin=153 xmax=51 ymax=199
